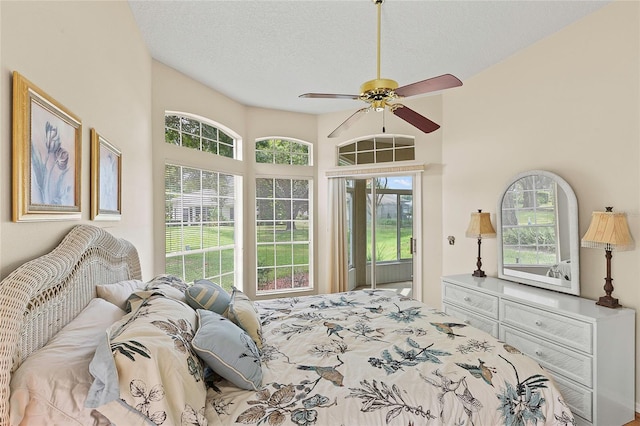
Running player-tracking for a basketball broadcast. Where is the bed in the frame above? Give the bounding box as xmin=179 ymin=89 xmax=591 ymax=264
xmin=0 ymin=225 xmax=575 ymax=426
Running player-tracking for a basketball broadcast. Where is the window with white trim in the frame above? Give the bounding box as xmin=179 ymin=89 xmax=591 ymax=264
xmin=256 ymin=177 xmax=311 ymax=293
xmin=164 ymin=113 xmax=241 ymax=291
xmin=165 ymin=113 xmax=237 ymax=159
xmin=337 ymin=135 xmax=414 ymax=166
xmin=165 ymin=164 xmax=239 ymax=291
xmin=255 ymin=138 xmax=311 ymax=165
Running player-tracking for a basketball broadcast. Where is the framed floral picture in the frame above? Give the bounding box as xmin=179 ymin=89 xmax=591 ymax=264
xmin=12 ymin=71 xmax=82 ymax=222
xmin=90 ymin=129 xmax=122 ymax=220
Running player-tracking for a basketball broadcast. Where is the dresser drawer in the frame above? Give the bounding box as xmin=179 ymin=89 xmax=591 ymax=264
xmin=501 ymin=299 xmax=592 ymax=354
xmin=442 ymin=282 xmax=499 ymax=319
xmin=500 ymin=326 xmax=593 ymax=387
xmin=443 ymin=303 xmax=499 ymax=338
xmin=550 ymin=373 xmax=592 ymax=423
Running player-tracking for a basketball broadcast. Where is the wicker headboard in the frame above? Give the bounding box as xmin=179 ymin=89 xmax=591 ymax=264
xmin=0 ymin=224 xmax=141 ymax=425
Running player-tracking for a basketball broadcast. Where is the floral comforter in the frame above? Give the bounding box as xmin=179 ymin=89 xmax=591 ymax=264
xmin=205 ymin=290 xmax=575 ymax=425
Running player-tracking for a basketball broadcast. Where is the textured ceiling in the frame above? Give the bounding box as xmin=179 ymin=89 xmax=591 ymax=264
xmin=128 ymin=0 xmax=609 ymax=115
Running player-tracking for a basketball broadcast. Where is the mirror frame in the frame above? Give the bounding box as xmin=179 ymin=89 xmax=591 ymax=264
xmin=496 ymin=170 xmax=580 ymax=296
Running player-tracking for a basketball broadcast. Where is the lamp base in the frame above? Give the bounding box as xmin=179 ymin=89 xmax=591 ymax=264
xmin=472 ymin=270 xmax=486 ymax=278
xmin=596 ymin=295 xmax=621 ymax=309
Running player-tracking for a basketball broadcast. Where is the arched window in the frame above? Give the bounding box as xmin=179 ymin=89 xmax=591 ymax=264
xmin=164 ymin=113 xmax=241 ymax=291
xmin=255 ymin=138 xmax=311 ymax=165
xmin=337 ymin=135 xmax=414 ymax=166
xmin=165 ymin=113 xmax=238 ymax=159
xmin=254 ymin=137 xmax=313 ymax=294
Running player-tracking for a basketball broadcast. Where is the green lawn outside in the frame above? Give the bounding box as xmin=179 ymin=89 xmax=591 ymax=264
xmin=166 ymin=218 xmax=410 ymax=291
xmin=366 ymin=220 xmax=413 ymax=261
xmin=166 ymin=224 xmax=235 ymax=253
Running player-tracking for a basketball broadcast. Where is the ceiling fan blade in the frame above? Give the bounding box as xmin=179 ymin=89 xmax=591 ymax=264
xmin=395 ymin=74 xmax=462 ymax=98
xmin=328 ymin=107 xmax=370 ymax=138
xmin=299 ymin=93 xmax=360 ymax=100
xmin=390 ymin=104 xmax=440 ymax=134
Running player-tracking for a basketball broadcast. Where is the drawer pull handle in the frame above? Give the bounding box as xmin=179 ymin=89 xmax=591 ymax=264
xmin=535 ymin=350 xmax=542 ymax=357
xmin=535 ymin=320 xmax=542 ymax=326
xmin=463 ymin=297 xmax=471 ymax=302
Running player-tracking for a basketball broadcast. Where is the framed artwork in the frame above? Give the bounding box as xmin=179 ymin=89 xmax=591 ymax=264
xmin=90 ymin=129 xmax=122 ymax=220
xmin=12 ymin=71 xmax=82 ymax=222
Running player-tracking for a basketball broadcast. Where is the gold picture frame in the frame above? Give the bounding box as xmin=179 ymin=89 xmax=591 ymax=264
xmin=90 ymin=129 xmax=122 ymax=220
xmin=12 ymin=71 xmax=82 ymax=222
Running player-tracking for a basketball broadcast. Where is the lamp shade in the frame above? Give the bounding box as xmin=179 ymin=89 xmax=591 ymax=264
xmin=466 ymin=210 xmax=496 ymax=239
xmin=581 ymin=209 xmax=634 ymax=251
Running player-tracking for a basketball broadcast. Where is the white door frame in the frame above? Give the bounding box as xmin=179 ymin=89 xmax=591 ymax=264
xmin=326 ymin=162 xmax=424 ymax=299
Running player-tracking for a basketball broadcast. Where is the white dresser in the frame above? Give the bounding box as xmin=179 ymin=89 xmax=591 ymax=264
xmin=441 ymin=274 xmax=635 ymax=426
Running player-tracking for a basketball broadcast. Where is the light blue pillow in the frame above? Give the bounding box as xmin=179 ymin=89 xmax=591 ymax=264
xmin=185 ymin=279 xmax=230 ymax=315
xmin=192 ymin=309 xmax=262 ymax=391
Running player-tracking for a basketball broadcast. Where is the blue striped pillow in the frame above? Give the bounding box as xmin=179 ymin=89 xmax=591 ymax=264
xmin=185 ymin=279 xmax=230 ymax=315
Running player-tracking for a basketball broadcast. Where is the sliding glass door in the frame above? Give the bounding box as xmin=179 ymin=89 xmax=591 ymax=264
xmin=347 ymin=176 xmax=414 ymax=295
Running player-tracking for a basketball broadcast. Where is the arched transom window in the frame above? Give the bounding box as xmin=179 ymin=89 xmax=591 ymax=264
xmin=165 ymin=113 xmax=237 ymax=159
xmin=338 ymin=135 xmax=415 ymax=166
xmin=255 ymin=138 xmax=311 ymax=166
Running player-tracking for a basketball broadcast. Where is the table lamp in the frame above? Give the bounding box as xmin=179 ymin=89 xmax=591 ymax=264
xmin=466 ymin=209 xmax=496 ymax=277
xmin=581 ymin=207 xmax=634 ymax=308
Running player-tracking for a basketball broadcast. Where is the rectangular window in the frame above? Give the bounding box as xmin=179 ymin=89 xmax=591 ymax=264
xmin=165 ymin=164 xmax=240 ymax=291
xmin=256 ymin=177 xmax=312 ymax=293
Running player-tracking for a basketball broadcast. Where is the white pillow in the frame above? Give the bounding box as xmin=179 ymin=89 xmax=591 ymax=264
xmin=9 ymin=298 xmax=125 ymax=426
xmin=96 ymin=279 xmax=145 ymax=310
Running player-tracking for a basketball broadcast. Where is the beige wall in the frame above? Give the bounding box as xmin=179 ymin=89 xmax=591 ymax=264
xmin=442 ymin=0 xmax=640 ymax=404
xmin=0 ymin=1 xmax=154 ymax=279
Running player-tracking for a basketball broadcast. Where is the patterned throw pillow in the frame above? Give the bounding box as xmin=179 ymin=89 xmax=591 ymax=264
xmin=86 ymin=294 xmax=207 ymax=424
xmin=185 ymin=279 xmax=230 ymax=315
xmin=144 ymin=274 xmax=188 ymax=302
xmin=192 ymin=309 xmax=262 ymax=391
xmin=226 ymin=287 xmax=263 ymax=350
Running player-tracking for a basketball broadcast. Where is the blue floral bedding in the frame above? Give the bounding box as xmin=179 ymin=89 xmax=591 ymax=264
xmin=205 ymin=290 xmax=575 ymax=425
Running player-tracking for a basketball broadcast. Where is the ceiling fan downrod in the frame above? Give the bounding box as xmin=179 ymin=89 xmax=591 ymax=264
xmin=375 ymin=0 xmax=383 ymax=81
xmin=361 ymin=0 xmax=398 ymax=110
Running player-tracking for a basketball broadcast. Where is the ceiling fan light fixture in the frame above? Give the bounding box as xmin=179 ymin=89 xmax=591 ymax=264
xmin=298 ymin=0 xmax=462 ymax=137
xmin=360 ymin=78 xmax=398 ymax=94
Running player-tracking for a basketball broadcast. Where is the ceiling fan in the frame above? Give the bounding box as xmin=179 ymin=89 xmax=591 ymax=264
xmin=299 ymin=0 xmax=462 ymax=138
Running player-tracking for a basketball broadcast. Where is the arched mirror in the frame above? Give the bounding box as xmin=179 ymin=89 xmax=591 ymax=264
xmin=496 ymin=170 xmax=580 ymax=295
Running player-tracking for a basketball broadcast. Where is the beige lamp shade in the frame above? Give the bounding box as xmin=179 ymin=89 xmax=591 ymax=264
xmin=466 ymin=210 xmax=496 ymax=239
xmin=581 ymin=210 xmax=634 ymax=251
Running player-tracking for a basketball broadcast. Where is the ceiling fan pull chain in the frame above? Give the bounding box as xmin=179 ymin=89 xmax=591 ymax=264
xmin=382 ymin=108 xmax=386 ymax=133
